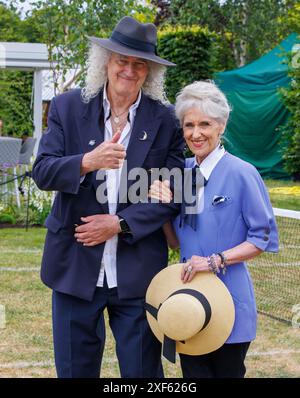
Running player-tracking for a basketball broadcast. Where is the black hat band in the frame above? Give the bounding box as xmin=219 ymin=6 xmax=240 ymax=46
xmin=111 ymin=30 xmax=156 ymax=54
xmin=145 ymin=288 xmax=212 ymax=363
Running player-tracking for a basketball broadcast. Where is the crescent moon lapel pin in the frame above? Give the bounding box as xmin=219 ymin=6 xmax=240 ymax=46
xmin=139 ymin=131 xmax=148 ymax=141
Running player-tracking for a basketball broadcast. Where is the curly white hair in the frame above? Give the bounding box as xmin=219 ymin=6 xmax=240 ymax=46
xmin=81 ymin=44 xmax=168 ymax=104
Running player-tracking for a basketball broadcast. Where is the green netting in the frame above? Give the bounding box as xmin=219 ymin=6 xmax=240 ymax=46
xmin=249 ymin=208 xmax=300 ymax=324
xmin=215 ymin=33 xmax=300 ymax=179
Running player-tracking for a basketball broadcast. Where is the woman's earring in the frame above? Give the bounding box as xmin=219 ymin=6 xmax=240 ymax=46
xmin=219 ymin=134 xmax=224 ymax=148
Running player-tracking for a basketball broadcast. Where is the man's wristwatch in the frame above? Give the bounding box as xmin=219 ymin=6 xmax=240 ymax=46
xmin=118 ymin=217 xmax=132 ymax=235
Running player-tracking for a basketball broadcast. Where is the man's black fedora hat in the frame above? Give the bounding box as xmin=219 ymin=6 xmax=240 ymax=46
xmin=89 ymin=16 xmax=175 ymax=66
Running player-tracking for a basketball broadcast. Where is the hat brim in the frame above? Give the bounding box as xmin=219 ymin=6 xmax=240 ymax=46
xmin=88 ymin=36 xmax=176 ymax=67
xmin=146 ymin=264 xmax=235 ymax=356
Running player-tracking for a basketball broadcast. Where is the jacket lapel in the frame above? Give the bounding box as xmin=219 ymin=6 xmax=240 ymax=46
xmin=79 ymin=90 xmax=105 ymax=153
xmin=78 ymin=90 xmax=109 ymax=213
xmin=117 ymin=94 xmax=163 ymax=211
xmin=78 ymin=91 xmax=163 ymax=214
xmin=125 ymin=94 xmax=163 ymax=173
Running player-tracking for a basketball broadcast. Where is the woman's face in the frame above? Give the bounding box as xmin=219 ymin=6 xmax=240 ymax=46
xmin=183 ymin=107 xmax=225 ymax=164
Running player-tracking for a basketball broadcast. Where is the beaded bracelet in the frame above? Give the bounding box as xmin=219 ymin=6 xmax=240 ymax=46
xmin=207 ymin=254 xmax=220 ymax=274
xmin=212 ymin=254 xmax=221 ymax=274
xmin=207 ymin=256 xmax=214 ymax=273
xmin=217 ymin=252 xmax=228 ymax=275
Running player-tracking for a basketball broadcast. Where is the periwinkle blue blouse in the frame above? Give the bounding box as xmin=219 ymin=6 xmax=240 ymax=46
xmin=173 ymin=151 xmax=279 ymax=343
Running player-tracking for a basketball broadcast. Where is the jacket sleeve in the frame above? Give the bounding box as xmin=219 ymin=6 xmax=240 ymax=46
xmin=117 ymin=126 xmax=185 ymax=245
xmin=241 ymin=165 xmax=279 ymax=253
xmin=32 ymin=97 xmax=84 ymax=194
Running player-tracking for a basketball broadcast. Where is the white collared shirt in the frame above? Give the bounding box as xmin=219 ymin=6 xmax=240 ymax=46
xmin=191 ymin=144 xmax=225 ymax=212
xmin=96 ymin=85 xmax=142 ymax=288
xmin=192 ymin=143 xmax=225 ymax=179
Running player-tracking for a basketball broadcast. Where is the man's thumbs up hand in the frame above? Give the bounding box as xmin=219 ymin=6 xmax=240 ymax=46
xmin=81 ymin=132 xmax=126 ymax=174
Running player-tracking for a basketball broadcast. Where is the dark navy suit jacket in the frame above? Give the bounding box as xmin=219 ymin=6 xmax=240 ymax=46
xmin=32 ymin=88 xmax=185 ymax=301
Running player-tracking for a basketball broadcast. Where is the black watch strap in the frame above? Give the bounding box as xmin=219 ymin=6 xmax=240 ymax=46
xmin=118 ymin=217 xmax=132 ymax=235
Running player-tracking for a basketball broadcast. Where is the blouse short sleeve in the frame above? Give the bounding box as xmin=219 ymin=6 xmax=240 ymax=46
xmin=241 ymin=165 xmax=279 ymax=253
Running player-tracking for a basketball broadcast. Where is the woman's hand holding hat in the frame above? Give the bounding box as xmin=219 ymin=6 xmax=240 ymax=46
xmin=145 ymin=263 xmax=235 ymax=360
xmin=182 ymin=255 xmax=222 ymax=283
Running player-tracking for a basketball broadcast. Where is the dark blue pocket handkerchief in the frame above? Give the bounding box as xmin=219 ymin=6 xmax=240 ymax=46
xmin=212 ymin=195 xmax=230 ymax=206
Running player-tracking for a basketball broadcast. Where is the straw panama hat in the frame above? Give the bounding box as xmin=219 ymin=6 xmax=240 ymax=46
xmin=145 ymin=263 xmax=235 ymax=363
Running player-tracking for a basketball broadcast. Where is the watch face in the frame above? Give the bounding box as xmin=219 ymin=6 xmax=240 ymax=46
xmin=120 ymin=218 xmax=130 ymax=234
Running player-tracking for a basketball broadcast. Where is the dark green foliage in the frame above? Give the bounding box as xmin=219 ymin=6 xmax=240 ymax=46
xmin=0 ymin=213 xmax=16 ymax=224
xmin=277 ymin=3 xmax=300 ymax=179
xmin=167 ymin=0 xmax=299 ymax=68
xmin=168 ymin=247 xmax=180 ymax=264
xmin=0 ymin=71 xmax=34 ymax=137
xmin=157 ymin=26 xmax=215 ymax=103
xmin=0 ymin=1 xmax=155 ymax=137
xmin=0 ymin=4 xmax=34 ymax=138
xmin=280 ymin=55 xmax=300 ymax=179
xmin=0 ymin=3 xmax=24 ymax=42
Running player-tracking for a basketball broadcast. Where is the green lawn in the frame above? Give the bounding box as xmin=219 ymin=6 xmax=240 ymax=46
xmin=0 ymin=178 xmax=299 ymax=378
xmin=264 ymin=178 xmax=300 ymax=210
xmin=0 ymin=226 xmax=299 ymax=378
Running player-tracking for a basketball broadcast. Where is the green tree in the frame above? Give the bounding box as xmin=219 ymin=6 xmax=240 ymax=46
xmin=278 ymin=5 xmax=300 ymax=179
xmin=24 ymin=0 xmax=155 ymax=94
xmin=167 ymin=0 xmax=298 ymax=68
xmin=224 ymin=0 xmax=297 ymax=66
xmin=280 ymin=56 xmax=300 ymax=179
xmin=150 ymin=0 xmax=171 ymax=26
xmin=277 ymin=2 xmax=300 ymax=36
xmin=0 ymin=2 xmax=24 ymax=41
xmin=0 ymin=3 xmax=34 ymax=137
xmin=0 ymin=1 xmax=155 ymax=137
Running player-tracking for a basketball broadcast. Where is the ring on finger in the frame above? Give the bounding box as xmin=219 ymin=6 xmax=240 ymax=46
xmin=186 ymin=264 xmax=193 ymax=273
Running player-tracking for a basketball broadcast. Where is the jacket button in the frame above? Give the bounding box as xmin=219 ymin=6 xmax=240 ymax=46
xmin=265 ymin=228 xmax=270 ymax=234
xmin=263 ymin=235 xmax=269 ymax=241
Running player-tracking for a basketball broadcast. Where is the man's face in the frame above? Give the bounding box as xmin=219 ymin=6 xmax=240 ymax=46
xmin=107 ymin=53 xmax=149 ymax=98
